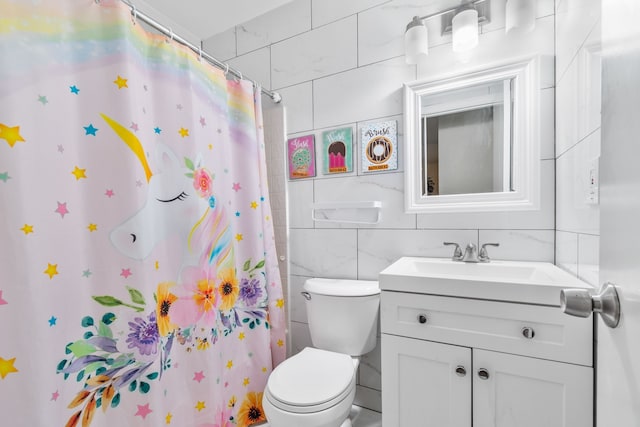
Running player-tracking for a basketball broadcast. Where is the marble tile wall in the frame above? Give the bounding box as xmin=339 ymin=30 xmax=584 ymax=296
xmin=204 ymin=0 xmax=557 ymax=412
xmin=554 ymin=0 xmax=601 ymax=286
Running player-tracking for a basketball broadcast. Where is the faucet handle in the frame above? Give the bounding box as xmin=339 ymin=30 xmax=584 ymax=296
xmin=479 ymin=243 xmax=500 ymax=261
xmin=443 ymin=242 xmax=463 ymax=260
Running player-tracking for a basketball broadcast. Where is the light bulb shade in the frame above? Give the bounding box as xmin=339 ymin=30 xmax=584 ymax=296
xmin=452 ymin=8 xmax=479 ymax=53
xmin=404 ymin=19 xmax=429 ymax=64
xmin=505 ymin=0 xmax=536 ymax=34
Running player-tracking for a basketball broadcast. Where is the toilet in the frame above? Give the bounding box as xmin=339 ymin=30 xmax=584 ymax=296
xmin=263 ymin=278 xmax=380 ymax=427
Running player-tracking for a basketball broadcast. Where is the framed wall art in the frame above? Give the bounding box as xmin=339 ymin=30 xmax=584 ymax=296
xmin=321 ymin=127 xmax=353 ymax=175
xmin=287 ymin=135 xmax=316 ymax=179
xmin=361 ymin=120 xmax=398 ymax=173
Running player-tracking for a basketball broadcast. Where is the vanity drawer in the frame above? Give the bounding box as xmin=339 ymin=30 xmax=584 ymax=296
xmin=381 ymin=291 xmax=593 ymax=366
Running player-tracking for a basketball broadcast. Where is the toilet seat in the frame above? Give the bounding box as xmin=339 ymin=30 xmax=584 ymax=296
xmin=265 ymin=347 xmax=356 ymax=414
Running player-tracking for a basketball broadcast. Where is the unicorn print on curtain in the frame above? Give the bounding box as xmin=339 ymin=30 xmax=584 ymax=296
xmin=0 ymin=1 xmax=286 ymax=426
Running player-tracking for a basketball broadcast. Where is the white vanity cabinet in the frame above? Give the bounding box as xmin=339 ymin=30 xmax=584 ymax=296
xmin=381 ymin=291 xmax=594 ymax=427
xmin=382 ymin=334 xmax=472 ymax=426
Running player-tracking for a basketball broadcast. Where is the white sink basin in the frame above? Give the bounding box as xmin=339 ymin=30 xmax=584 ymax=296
xmin=379 ymin=257 xmax=593 ymax=306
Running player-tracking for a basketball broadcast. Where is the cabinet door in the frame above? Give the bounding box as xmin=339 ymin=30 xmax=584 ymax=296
xmin=381 ymin=334 xmax=471 ymax=427
xmin=473 ymin=349 xmax=593 ymax=427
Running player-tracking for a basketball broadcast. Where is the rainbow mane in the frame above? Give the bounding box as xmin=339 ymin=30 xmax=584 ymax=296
xmin=188 ymin=205 xmax=233 ymax=269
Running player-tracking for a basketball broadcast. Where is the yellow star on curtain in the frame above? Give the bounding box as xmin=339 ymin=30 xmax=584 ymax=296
xmin=0 ymin=123 xmax=25 ymax=147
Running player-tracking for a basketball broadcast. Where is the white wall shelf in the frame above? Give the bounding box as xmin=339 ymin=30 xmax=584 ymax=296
xmin=312 ymin=201 xmax=382 ymax=224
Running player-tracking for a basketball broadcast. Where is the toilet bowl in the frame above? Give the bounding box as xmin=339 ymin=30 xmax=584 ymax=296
xmin=263 ymin=347 xmax=358 ymax=427
xmin=262 ymin=278 xmax=380 ymax=427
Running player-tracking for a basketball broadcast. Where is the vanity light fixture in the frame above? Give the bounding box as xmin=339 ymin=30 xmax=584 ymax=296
xmin=403 ymin=0 xmax=488 ymax=64
xmin=505 ymin=0 xmax=536 ymax=34
xmin=405 ymin=16 xmax=429 ymax=64
xmin=452 ymin=3 xmax=479 ymax=52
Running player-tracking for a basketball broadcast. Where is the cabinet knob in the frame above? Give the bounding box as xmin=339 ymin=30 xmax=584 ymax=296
xmin=478 ymin=368 xmax=490 ymax=380
xmin=417 ymin=314 xmax=428 ymax=324
xmin=455 ymin=366 xmax=467 ymax=377
xmin=521 ymin=326 xmax=535 ymax=339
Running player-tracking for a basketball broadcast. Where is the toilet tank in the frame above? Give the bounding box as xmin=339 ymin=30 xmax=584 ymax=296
xmin=304 ymin=278 xmax=380 ymax=356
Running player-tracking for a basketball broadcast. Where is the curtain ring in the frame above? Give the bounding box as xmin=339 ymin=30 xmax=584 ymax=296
xmin=167 ymin=28 xmax=174 ymax=43
xmin=198 ymin=46 xmax=203 ymax=62
xmin=224 ymin=64 xmax=229 ymax=75
xmin=238 ymin=71 xmax=243 ymax=81
xmin=131 ymin=6 xmax=137 ymax=25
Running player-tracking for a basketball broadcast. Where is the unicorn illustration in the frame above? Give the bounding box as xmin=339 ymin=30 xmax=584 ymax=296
xmin=101 ymin=114 xmax=232 ymax=269
xmin=99 ymin=113 xmax=275 ymax=353
xmin=55 ymin=114 xmax=272 ymax=427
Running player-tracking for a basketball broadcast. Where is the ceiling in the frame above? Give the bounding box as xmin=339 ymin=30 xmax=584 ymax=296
xmin=130 ymin=0 xmax=293 ymax=43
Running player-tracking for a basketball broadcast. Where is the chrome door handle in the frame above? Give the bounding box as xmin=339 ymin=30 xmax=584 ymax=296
xmin=560 ymin=282 xmax=620 ymax=328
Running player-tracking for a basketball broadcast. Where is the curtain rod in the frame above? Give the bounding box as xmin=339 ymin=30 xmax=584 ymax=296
xmin=108 ymin=0 xmax=282 ymax=103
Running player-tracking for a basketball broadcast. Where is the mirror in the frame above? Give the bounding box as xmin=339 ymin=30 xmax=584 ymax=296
xmin=404 ymin=57 xmax=540 ymax=213
xmin=422 ymin=79 xmax=512 ymax=196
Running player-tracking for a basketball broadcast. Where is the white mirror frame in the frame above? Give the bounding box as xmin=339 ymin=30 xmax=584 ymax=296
xmin=404 ymin=56 xmax=540 ymax=213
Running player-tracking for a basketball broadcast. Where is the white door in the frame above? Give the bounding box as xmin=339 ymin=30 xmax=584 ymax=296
xmin=472 ymin=349 xmax=592 ymax=427
xmin=598 ymin=0 xmax=640 ymax=425
xmin=381 ymin=334 xmax=471 ymax=427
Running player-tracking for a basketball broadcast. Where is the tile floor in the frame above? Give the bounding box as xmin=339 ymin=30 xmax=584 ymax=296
xmin=350 ymin=406 xmax=382 ymax=427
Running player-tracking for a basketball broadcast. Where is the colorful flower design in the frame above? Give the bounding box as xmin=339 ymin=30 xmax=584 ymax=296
xmin=228 ymin=395 xmax=237 ymax=408
xmin=239 ymin=278 xmax=263 ymax=306
xmin=218 ymin=268 xmax=239 ymax=311
xmin=194 ymin=277 xmax=218 ymax=314
xmin=237 ymin=391 xmax=266 ymax=427
xmin=59 ymin=258 xmax=272 ymax=427
xmin=56 ymin=303 xmax=165 ymax=426
xmin=196 ymin=337 xmax=211 ymax=351
xmin=156 ymin=282 xmax=178 ymax=337
xmin=171 ymin=266 xmax=219 ymax=327
xmin=193 ymin=168 xmax=213 ymax=198
xmin=126 ymin=312 xmax=160 ymax=356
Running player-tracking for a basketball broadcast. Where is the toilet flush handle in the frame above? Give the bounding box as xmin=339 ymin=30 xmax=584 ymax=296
xmin=301 ymin=291 xmax=312 ymax=301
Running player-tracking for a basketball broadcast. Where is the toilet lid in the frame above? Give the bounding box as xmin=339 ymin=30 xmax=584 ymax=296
xmin=304 ymin=278 xmax=380 ymax=296
xmin=266 ymin=347 xmax=355 ymax=408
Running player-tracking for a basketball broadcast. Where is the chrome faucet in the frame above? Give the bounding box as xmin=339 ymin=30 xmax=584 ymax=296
xmin=461 ymin=243 xmax=480 ymax=262
xmin=443 ymin=242 xmax=500 ymax=263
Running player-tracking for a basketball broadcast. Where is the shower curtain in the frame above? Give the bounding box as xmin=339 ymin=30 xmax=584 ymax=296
xmin=0 ymin=1 xmax=286 ymax=426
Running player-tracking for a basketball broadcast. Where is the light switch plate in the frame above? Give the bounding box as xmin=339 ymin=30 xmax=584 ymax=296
xmin=586 ymin=158 xmax=599 ymax=205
